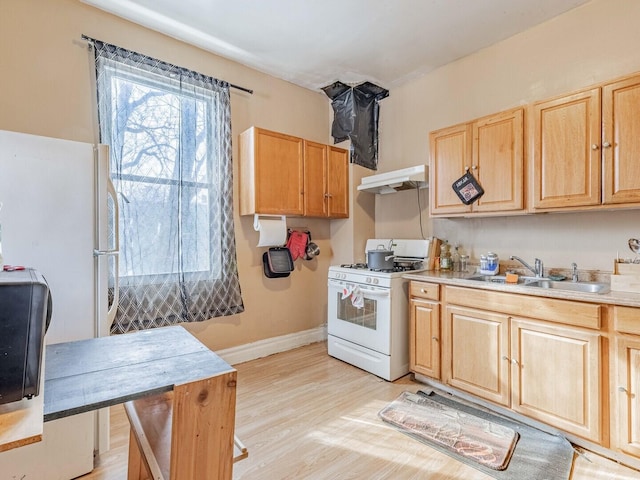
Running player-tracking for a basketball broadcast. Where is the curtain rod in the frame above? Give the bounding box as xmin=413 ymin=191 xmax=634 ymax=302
xmin=80 ymin=34 xmax=253 ymax=95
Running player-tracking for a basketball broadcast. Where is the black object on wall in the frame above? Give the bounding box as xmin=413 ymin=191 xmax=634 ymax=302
xmin=322 ymin=81 xmax=389 ymax=170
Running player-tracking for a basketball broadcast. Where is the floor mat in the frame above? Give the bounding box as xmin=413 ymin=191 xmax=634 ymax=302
xmin=379 ymin=390 xmax=575 ymax=480
xmin=379 ymin=391 xmax=518 ymax=470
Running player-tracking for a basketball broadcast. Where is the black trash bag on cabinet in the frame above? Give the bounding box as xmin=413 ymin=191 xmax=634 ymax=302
xmin=322 ymin=81 xmax=389 ymax=171
xmin=322 ymin=81 xmax=353 ymax=143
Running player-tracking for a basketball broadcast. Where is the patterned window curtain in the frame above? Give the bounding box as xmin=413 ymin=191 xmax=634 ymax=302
xmin=91 ymin=39 xmax=244 ymax=334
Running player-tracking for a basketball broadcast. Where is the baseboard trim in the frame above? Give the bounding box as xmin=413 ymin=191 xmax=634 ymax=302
xmin=217 ymin=324 xmax=327 ymax=366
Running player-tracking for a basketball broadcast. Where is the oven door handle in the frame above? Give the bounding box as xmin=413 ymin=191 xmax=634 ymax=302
xmin=327 ymin=280 xmax=391 ymax=298
xmin=362 ymin=289 xmax=391 ymax=298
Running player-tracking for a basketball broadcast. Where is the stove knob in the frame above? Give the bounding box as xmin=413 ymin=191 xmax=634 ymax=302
xmin=373 ymin=278 xmax=379 ymax=285
xmin=341 ymin=273 xmax=347 ymax=280
xmin=366 ymin=277 xmax=372 ymax=283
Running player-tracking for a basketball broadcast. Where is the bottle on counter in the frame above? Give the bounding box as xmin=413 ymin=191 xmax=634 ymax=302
xmin=480 ymin=254 xmax=488 ymax=272
xmin=487 ymin=252 xmax=499 ymax=274
xmin=480 ymin=252 xmax=499 ymax=275
xmin=451 ymin=244 xmax=461 ymax=272
xmin=439 ymin=242 xmax=452 ymax=270
xmin=459 ymin=254 xmax=469 ymax=272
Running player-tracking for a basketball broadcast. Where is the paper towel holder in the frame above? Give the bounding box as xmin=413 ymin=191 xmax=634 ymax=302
xmin=253 ymin=214 xmax=287 ymax=247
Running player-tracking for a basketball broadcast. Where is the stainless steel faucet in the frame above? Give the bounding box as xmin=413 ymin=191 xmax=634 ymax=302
xmin=510 ymin=255 xmax=544 ymax=277
xmin=571 ymin=262 xmax=579 ymax=282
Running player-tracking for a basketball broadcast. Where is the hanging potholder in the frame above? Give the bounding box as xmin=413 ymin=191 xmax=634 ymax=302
xmin=286 ymin=230 xmax=309 ymax=261
xmin=452 ymin=171 xmax=484 ymax=205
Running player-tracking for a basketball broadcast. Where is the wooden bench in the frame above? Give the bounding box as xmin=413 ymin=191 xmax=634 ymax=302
xmin=124 ymin=373 xmax=247 ymax=480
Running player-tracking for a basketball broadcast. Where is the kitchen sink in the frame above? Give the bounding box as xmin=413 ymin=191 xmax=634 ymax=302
xmin=464 ymin=274 xmax=538 ymax=285
xmin=464 ymin=274 xmax=610 ymax=294
xmin=526 ymin=279 xmax=610 ymax=294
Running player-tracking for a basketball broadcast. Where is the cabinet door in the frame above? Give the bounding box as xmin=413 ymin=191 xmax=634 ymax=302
xmin=532 ymin=88 xmax=601 ymax=209
xmin=444 ymin=305 xmax=510 ymax=406
xmin=303 ymin=140 xmax=328 ymax=217
xmin=326 ymin=146 xmax=349 ymax=218
xmin=473 ymin=108 xmax=524 ymax=213
xmin=603 ymin=75 xmax=640 ymax=204
xmin=613 ymin=335 xmax=640 ymax=458
xmin=410 ymin=298 xmax=440 ymax=379
xmin=429 ymin=123 xmax=473 ymax=215
xmin=254 ymin=129 xmax=304 ymax=215
xmin=511 ymin=317 xmax=602 ymax=443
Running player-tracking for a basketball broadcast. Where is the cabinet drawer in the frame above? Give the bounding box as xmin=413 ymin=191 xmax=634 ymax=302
xmin=410 ymin=281 xmax=440 ymax=300
xmin=613 ymin=305 xmax=640 ymax=335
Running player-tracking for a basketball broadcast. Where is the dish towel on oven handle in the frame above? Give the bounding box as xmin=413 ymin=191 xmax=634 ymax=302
xmin=341 ymin=283 xmax=364 ymax=309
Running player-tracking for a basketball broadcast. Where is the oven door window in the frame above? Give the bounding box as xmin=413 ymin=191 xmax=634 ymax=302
xmin=337 ymin=295 xmax=377 ymax=329
xmin=327 ymin=281 xmax=391 ymax=355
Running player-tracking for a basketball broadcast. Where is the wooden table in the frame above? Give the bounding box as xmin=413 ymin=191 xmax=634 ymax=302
xmin=44 ymin=326 xmax=237 ymax=480
xmin=44 ymin=325 xmax=235 ymax=420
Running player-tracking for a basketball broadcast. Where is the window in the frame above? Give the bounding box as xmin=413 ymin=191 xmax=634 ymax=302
xmin=92 ymin=39 xmax=244 ymax=333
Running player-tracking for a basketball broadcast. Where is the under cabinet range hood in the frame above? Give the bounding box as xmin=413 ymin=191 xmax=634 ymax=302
xmin=357 ymin=165 xmax=428 ymax=194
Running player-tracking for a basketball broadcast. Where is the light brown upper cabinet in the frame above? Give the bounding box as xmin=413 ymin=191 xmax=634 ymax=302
xmin=603 ymin=75 xmax=640 ymax=204
xmin=240 ymin=127 xmax=304 ymax=216
xmin=239 ymin=127 xmax=349 ymax=218
xmin=532 ymin=88 xmax=601 ymax=209
xmin=532 ymin=73 xmax=640 ymax=211
xmin=429 ymin=123 xmax=472 ymax=215
xmin=429 ymin=107 xmax=524 ymax=217
xmin=304 ymin=142 xmax=349 ymax=218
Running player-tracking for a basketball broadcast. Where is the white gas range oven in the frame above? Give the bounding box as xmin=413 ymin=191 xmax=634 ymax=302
xmin=327 ymin=238 xmax=431 ymax=381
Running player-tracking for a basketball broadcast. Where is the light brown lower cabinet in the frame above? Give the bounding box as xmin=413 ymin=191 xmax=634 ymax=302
xmin=409 ymin=282 xmax=440 ymax=379
xmin=613 ymin=335 xmax=640 ymax=458
xmin=510 ymin=317 xmax=601 ymax=443
xmin=612 ymin=306 xmax=640 ymax=459
xmin=439 ymin=286 xmax=604 ymax=444
xmin=445 ymin=305 xmax=510 ymax=406
xmin=408 ymin=282 xmax=640 ymax=462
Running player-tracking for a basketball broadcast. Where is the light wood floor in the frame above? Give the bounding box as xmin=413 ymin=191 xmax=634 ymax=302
xmin=80 ymin=341 xmax=640 ymax=479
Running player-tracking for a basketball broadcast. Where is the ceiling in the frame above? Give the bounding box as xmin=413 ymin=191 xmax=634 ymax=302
xmin=82 ymin=0 xmax=591 ymax=91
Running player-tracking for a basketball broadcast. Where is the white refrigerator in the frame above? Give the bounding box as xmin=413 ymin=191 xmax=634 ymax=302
xmin=0 ymin=130 xmax=116 ymax=479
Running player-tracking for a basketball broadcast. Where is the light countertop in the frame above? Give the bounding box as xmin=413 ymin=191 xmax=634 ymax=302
xmin=404 ymin=270 xmax=640 ymax=307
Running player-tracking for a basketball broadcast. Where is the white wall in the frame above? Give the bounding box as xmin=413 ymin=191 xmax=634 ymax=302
xmin=375 ymin=0 xmax=640 ymax=271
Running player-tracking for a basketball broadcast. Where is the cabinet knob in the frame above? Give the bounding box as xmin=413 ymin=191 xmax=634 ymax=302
xmin=432 ymin=336 xmax=439 ymax=342
xmin=471 ymin=165 xmax=478 ymax=171
xmin=464 ymin=166 xmax=470 ymax=172
xmin=618 ymin=386 xmax=629 ymax=394
xmin=502 ymin=356 xmax=510 ymax=362
xmin=591 ymin=144 xmax=599 ymax=150
xmin=603 ymin=141 xmax=612 ymax=148
xmin=420 ymin=288 xmax=426 ymax=293
xmin=511 ymin=359 xmax=519 ymax=366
